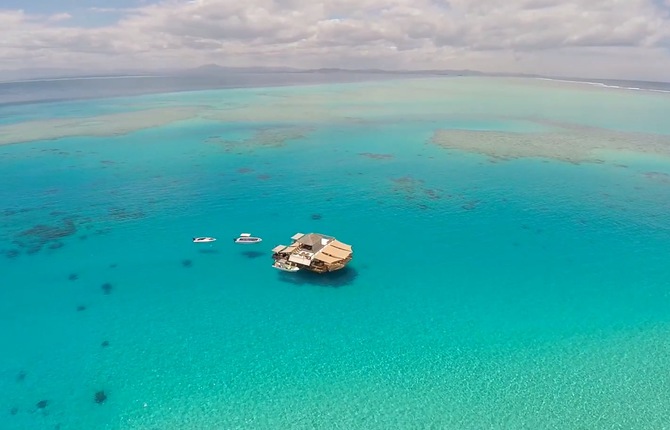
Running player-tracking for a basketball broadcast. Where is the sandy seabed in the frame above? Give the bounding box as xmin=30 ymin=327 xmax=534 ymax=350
xmin=2 ymin=77 xmax=670 ymax=165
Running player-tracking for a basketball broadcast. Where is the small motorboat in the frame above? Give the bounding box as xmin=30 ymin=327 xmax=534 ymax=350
xmin=272 ymin=259 xmax=300 ymax=272
xmin=234 ymin=233 xmax=262 ymax=244
xmin=193 ymin=237 xmax=216 ymax=243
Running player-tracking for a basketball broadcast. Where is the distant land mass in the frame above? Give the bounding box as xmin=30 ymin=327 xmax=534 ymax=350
xmin=0 ymin=63 xmax=543 ymax=83
xmin=0 ymin=64 xmax=668 ymax=93
xmin=153 ymin=64 xmax=544 ymax=79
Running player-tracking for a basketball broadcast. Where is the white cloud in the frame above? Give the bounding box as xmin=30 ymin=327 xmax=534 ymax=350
xmin=47 ymin=12 xmax=72 ymax=22
xmin=1 ymin=0 xmax=670 ymax=80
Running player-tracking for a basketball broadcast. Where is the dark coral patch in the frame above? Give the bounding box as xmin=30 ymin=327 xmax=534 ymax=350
xmin=461 ymin=200 xmax=480 ymax=210
xmin=109 ymin=263 xmax=117 ymax=269
xmin=359 ymin=152 xmax=394 ymax=160
xmin=26 ymin=246 xmax=41 ymax=255
xmin=13 ymin=219 xmax=76 ymax=254
xmin=392 ymin=175 xmax=424 ymax=189
xmin=43 ymin=188 xmax=60 ymax=195
xmin=643 ymin=171 xmax=670 ymax=184
xmin=18 ymin=221 xmax=76 ymax=240
xmin=16 ymin=370 xmax=26 ymax=382
xmin=101 ymin=283 xmax=113 ymax=295
xmin=68 ymin=273 xmax=79 ymax=281
xmin=311 ymin=213 xmax=322 ymax=220
xmin=181 ymin=259 xmax=193 ymax=268
xmin=242 ymin=251 xmax=264 ymax=259
xmin=108 ymin=207 xmax=145 ymax=221
xmin=257 ymin=174 xmax=271 ymax=180
xmin=10 ymin=407 xmax=18 ymax=415
xmin=48 ymin=242 xmax=64 ymax=250
xmin=76 ymin=305 xmax=87 ymax=312
xmin=4 ymin=249 xmax=20 ymax=259
xmin=94 ymin=390 xmax=107 ymax=404
xmin=36 ymin=400 xmax=48 ymax=409
xmin=101 ymin=341 xmax=109 ymax=348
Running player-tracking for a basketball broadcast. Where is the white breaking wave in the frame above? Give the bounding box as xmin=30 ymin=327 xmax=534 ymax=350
xmin=534 ymin=77 xmax=670 ymax=94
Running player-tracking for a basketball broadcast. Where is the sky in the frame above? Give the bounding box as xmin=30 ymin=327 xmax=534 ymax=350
xmin=2 ymin=0 xmax=670 ymax=81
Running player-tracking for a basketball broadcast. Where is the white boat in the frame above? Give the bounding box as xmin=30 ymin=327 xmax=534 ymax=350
xmin=272 ymin=259 xmax=300 ymax=272
xmin=234 ymin=233 xmax=262 ymax=244
xmin=193 ymin=237 xmax=216 ymax=243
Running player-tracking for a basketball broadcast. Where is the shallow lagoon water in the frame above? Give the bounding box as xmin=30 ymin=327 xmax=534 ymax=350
xmin=1 ymin=77 xmax=670 ymax=429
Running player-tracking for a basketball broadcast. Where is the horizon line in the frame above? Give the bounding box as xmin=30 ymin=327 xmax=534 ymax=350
xmin=0 ymin=66 xmax=669 ymax=86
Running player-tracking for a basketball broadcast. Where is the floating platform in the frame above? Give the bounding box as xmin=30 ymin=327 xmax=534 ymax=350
xmin=271 ymin=233 xmax=353 ymax=273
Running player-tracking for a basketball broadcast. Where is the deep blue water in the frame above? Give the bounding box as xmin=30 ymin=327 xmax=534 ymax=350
xmin=0 ymin=72 xmax=408 ymax=106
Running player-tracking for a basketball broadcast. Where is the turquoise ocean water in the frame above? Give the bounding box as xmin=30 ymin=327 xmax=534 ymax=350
xmin=1 ymin=77 xmax=670 ymax=429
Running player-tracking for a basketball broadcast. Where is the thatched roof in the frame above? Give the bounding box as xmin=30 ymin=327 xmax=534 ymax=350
xmin=321 ymin=245 xmax=350 ymax=259
xmin=330 ymin=239 xmax=352 ymax=251
xmin=297 ymin=233 xmax=324 ymax=247
xmin=315 ymin=253 xmax=340 ymax=264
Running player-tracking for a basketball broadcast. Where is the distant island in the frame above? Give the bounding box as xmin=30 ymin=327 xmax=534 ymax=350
xmin=0 ymin=63 xmax=543 ymax=83
xmin=0 ymin=64 xmax=668 ymax=91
